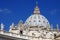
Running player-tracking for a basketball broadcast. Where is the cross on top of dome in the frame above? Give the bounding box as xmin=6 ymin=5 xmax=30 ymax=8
xmin=34 ymin=1 xmax=40 ymax=14
xmin=36 ymin=1 xmax=38 ymax=7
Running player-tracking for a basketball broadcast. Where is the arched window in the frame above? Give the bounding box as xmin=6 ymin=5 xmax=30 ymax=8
xmin=20 ymin=30 xmax=23 ymax=34
xmin=54 ymin=34 xmax=56 ymax=38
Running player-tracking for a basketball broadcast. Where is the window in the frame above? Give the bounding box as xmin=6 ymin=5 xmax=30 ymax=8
xmin=32 ymin=33 xmax=35 ymax=36
xmin=20 ymin=30 xmax=23 ymax=34
xmin=43 ymin=21 xmax=45 ymax=23
xmin=39 ymin=20 xmax=40 ymax=22
xmin=54 ymin=34 xmax=56 ymax=37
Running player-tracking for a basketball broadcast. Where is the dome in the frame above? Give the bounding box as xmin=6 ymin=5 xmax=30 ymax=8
xmin=24 ymin=14 xmax=50 ymax=28
xmin=24 ymin=2 xmax=50 ymax=28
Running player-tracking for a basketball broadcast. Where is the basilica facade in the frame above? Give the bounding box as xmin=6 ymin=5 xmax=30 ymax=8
xmin=0 ymin=1 xmax=60 ymax=40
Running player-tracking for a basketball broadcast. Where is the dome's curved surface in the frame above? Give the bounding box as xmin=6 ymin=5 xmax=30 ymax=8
xmin=24 ymin=2 xmax=50 ymax=28
xmin=24 ymin=14 xmax=50 ymax=27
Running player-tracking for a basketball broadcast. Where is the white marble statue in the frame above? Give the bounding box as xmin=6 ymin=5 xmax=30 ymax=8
xmin=1 ymin=23 xmax=4 ymax=30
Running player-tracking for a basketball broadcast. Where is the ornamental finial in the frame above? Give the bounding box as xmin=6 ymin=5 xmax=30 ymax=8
xmin=34 ymin=1 xmax=40 ymax=14
xmin=1 ymin=23 xmax=4 ymax=30
xmin=56 ymin=24 xmax=59 ymax=31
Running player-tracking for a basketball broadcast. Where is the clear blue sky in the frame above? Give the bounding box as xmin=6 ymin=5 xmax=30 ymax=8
xmin=0 ymin=0 xmax=60 ymax=31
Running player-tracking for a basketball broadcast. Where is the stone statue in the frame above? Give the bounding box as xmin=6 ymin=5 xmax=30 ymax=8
xmin=1 ymin=23 xmax=4 ymax=30
xmin=56 ymin=24 xmax=59 ymax=31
